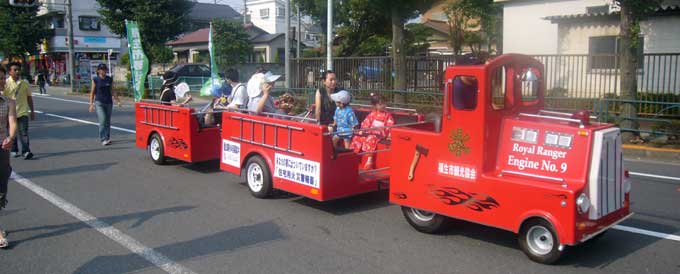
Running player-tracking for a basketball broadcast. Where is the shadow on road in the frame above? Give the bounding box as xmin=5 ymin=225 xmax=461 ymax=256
xmin=432 ymin=216 xmax=675 ymax=268
xmin=16 ymin=162 xmax=118 ymax=178
xmin=293 ymin=190 xmax=392 ymax=216
xmin=7 ymin=206 xmax=196 ymax=248
xmin=72 ymin=220 xmax=285 ymax=274
xmin=35 ymin=147 xmax=127 ymax=160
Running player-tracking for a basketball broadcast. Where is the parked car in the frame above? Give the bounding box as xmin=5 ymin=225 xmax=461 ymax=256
xmin=168 ymin=63 xmax=211 ymax=78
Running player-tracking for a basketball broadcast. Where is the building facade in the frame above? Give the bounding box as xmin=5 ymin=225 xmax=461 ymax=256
xmin=38 ymin=0 xmax=124 ymax=83
xmin=246 ymin=0 xmax=321 ymax=48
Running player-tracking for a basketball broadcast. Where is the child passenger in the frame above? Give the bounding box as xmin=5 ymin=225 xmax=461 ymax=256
xmin=351 ymin=93 xmax=394 ymax=169
xmin=329 ymin=90 xmax=358 ymax=149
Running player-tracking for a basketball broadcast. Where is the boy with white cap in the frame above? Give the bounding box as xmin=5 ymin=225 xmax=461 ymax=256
xmin=246 ymin=71 xmax=285 ymax=115
xmin=330 ymin=90 xmax=358 ymax=149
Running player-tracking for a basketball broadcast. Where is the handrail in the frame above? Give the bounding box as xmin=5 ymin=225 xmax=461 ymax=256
xmin=231 ymin=116 xmax=305 ymax=131
xmin=139 ymin=104 xmax=181 ymax=112
xmin=539 ymin=109 xmax=597 ymax=120
xmin=351 ymin=103 xmax=418 ymax=113
xmin=322 ymin=121 xmax=428 ymax=136
xmin=519 ymin=113 xmax=585 ymax=128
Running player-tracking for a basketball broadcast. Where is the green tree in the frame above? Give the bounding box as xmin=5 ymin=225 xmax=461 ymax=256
xmin=0 ymin=2 xmax=52 ymax=61
xmin=211 ymin=19 xmax=252 ymax=68
xmin=149 ymin=45 xmax=174 ymax=64
xmin=296 ymin=0 xmax=435 ymax=91
xmin=445 ymin=0 xmax=499 ymax=58
xmin=614 ymin=0 xmax=662 ymax=141
xmin=405 ymin=23 xmax=434 ymax=56
xmin=96 ymin=0 xmax=193 ymax=63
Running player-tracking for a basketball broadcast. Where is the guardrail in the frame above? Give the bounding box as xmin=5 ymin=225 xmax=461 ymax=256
xmin=595 ymin=98 xmax=680 ymax=137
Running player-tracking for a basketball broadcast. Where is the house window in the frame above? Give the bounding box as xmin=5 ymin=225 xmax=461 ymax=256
xmin=586 ymin=5 xmax=609 ymax=14
xmin=79 ymin=16 xmax=100 ymax=31
xmin=276 ymin=7 xmax=285 ymax=18
xmin=260 ymin=8 xmax=270 ymax=19
xmin=305 ymin=33 xmax=318 ymax=41
xmin=51 ymin=15 xmax=64 ymax=29
xmin=589 ymin=36 xmax=644 ymax=70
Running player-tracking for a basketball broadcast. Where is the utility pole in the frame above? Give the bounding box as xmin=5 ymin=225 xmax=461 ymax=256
xmin=243 ymin=0 xmax=247 ymax=24
xmin=285 ymin=0 xmax=290 ymax=88
xmin=326 ymin=0 xmax=332 ymax=71
xmin=66 ymin=0 xmax=76 ymax=93
xmin=296 ymin=4 xmax=300 ymax=59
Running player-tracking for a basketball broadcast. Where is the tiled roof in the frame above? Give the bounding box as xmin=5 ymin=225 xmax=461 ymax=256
xmin=545 ymin=5 xmax=680 ymax=22
xmin=189 ymin=2 xmax=241 ymax=22
xmin=422 ymin=19 xmax=449 ymax=34
xmin=167 ymin=28 xmax=210 ymax=46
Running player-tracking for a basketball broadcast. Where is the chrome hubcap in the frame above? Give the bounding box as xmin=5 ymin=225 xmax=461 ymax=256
xmin=527 ymin=226 xmax=554 ymax=255
xmin=247 ymin=163 xmax=264 ymax=192
xmin=150 ymin=138 xmax=161 ymax=160
xmin=411 ymin=208 xmax=435 ymax=222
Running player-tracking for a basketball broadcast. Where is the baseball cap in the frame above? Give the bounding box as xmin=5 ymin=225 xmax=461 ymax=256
xmin=97 ymin=63 xmax=108 ymax=71
xmin=330 ymin=90 xmax=351 ymax=104
xmin=263 ymin=71 xmax=281 ymax=83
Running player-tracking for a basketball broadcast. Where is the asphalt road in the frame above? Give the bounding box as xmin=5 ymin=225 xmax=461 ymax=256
xmin=0 ymin=91 xmax=678 ymax=274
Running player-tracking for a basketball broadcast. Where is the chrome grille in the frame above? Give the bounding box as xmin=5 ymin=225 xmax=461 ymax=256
xmin=588 ymin=128 xmax=624 ymax=220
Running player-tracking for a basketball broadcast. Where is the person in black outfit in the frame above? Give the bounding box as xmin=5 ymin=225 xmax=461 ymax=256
xmin=88 ymin=64 xmax=120 ymax=146
xmin=159 ymin=71 xmax=192 ymax=106
xmin=315 ymin=70 xmax=341 ymax=125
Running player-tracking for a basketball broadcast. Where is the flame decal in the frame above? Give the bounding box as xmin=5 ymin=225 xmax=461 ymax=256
xmin=431 ymin=187 xmax=500 ymax=212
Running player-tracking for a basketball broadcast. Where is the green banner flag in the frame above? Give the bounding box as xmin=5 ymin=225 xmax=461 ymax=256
xmin=126 ymin=20 xmax=149 ymax=101
xmin=200 ymin=23 xmax=222 ymax=96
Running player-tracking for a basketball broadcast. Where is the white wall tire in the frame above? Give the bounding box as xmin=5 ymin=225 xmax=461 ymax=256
xmin=401 ymin=206 xmax=450 ymax=234
xmin=518 ymin=218 xmax=564 ymax=264
xmin=148 ymin=134 xmax=165 ymax=165
xmin=246 ymin=156 xmax=273 ymax=198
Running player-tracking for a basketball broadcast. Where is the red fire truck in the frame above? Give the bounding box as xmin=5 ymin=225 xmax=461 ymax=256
xmin=135 ymin=54 xmax=632 ymax=264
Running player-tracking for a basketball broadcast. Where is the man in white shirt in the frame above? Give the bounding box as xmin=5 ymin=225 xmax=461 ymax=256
xmin=223 ymin=69 xmax=247 ymax=109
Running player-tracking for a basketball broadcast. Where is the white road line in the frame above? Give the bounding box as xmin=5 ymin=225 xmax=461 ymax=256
xmin=32 ymin=94 xmax=90 ymax=105
xmin=613 ymin=225 xmax=680 ymax=242
xmin=629 ymin=172 xmax=680 ymax=181
xmin=34 ymin=110 xmax=136 ymax=134
xmin=10 ymin=172 xmax=196 ymax=274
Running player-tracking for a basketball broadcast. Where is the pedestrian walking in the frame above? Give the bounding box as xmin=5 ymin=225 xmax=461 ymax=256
xmin=3 ymin=62 xmax=34 ymax=159
xmin=88 ymin=64 xmax=120 ymax=146
xmin=37 ymin=69 xmax=47 ymax=94
xmin=0 ymin=66 xmax=19 ymax=248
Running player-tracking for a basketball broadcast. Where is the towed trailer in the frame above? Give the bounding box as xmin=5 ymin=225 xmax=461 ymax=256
xmin=135 ymin=54 xmax=632 ymax=264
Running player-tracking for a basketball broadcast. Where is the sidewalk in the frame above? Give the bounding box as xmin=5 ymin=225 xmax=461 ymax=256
xmin=39 ymin=85 xmax=212 ymax=105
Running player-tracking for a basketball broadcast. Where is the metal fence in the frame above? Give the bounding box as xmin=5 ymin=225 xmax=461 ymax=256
xmin=290 ymin=56 xmax=454 ymax=92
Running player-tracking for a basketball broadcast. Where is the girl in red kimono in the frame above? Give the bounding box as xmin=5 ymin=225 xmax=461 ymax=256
xmin=351 ymin=94 xmax=395 ymax=169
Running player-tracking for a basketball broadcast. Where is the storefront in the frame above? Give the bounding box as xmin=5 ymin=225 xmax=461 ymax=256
xmin=41 ymin=35 xmax=123 ymax=84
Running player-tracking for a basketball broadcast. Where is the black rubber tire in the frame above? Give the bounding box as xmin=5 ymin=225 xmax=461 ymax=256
xmin=245 ymin=156 xmax=273 ymax=198
xmin=401 ymin=206 xmax=450 ymax=234
xmin=518 ymin=218 xmax=564 ymax=264
xmin=148 ymin=133 xmax=166 ymax=165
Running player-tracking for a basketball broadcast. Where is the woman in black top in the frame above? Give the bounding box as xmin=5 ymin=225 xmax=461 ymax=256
xmin=315 ymin=70 xmax=340 ymax=125
xmin=88 ymin=64 xmax=120 ymax=146
xmin=159 ymin=71 xmax=192 ymax=106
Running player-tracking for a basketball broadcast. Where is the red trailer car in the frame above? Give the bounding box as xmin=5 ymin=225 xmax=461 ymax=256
xmin=135 ymin=54 xmax=632 ymax=264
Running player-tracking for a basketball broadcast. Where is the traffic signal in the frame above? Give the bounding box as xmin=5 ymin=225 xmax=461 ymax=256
xmin=8 ymin=0 xmax=38 ymax=7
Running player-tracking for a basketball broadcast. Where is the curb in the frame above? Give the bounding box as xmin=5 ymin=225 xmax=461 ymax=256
xmin=623 ymin=144 xmax=680 ymax=163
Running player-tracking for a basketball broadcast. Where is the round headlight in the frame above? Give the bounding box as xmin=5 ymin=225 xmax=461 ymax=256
xmin=576 ymin=193 xmax=590 ymax=214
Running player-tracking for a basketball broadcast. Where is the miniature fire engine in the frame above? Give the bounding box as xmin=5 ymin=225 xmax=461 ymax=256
xmin=135 ymin=54 xmax=632 ymax=264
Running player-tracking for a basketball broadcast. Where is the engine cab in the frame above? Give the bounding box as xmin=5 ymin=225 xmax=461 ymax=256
xmin=390 ymin=54 xmax=632 ymax=264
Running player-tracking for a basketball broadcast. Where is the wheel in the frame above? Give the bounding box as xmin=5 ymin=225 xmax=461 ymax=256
xmin=245 ymin=156 xmax=273 ymax=198
xmin=518 ymin=218 xmax=564 ymax=264
xmin=401 ymin=206 xmax=450 ymax=234
xmin=148 ymin=133 xmax=166 ymax=165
